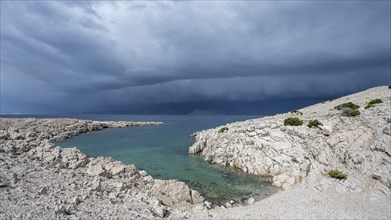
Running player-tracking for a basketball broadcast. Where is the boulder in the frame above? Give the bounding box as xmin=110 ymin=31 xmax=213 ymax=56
xmin=204 ymin=201 xmax=212 ymax=209
xmin=61 ymin=148 xmax=89 ymax=169
xmin=151 ymin=180 xmax=192 ymax=206
xmin=109 ymin=164 xmax=126 ymax=176
xmin=90 ymin=178 xmax=102 ymax=192
xmin=151 ymin=200 xmax=167 ymax=218
xmin=190 ymin=189 xmax=204 ymax=204
xmin=86 ymin=163 xmax=105 ymax=176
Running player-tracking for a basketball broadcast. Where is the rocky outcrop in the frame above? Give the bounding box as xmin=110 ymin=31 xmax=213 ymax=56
xmin=0 ymin=118 xmax=202 ymax=219
xmin=189 ymin=86 xmax=391 ymax=194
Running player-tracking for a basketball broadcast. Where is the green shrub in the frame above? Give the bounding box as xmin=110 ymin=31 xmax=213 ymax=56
xmin=368 ymin=98 xmax=383 ymax=105
xmin=334 ymin=102 xmax=360 ymax=117
xmin=334 ymin=102 xmax=360 ymax=110
xmin=290 ymin=110 xmax=303 ymax=115
xmin=388 ymin=85 xmax=391 ymax=89
xmin=328 ymin=169 xmax=347 ymax=180
xmin=344 ymin=108 xmax=360 ymax=117
xmin=365 ymin=104 xmax=373 ymax=109
xmin=218 ymin=127 xmax=228 ymax=133
xmin=307 ymin=120 xmax=323 ymax=128
xmin=284 ymin=117 xmax=303 ymax=126
xmin=364 ymin=99 xmax=383 ymax=109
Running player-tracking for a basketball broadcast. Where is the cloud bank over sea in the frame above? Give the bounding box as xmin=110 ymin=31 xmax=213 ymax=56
xmin=1 ymin=1 xmax=389 ymax=114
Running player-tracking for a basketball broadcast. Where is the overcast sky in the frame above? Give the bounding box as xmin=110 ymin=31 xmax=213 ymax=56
xmin=1 ymin=1 xmax=390 ymax=114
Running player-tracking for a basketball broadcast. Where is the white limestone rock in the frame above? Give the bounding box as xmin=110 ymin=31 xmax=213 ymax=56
xmin=189 ymin=86 xmax=391 ymax=195
xmin=86 ymin=163 xmax=105 ymax=177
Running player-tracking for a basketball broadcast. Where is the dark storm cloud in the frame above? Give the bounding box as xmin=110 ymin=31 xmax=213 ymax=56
xmin=0 ymin=1 xmax=389 ymax=113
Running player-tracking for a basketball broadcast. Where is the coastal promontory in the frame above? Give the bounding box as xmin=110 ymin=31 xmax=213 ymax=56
xmin=190 ymin=86 xmax=391 ymax=219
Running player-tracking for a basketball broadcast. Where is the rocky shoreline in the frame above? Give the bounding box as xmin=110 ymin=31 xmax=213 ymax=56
xmin=189 ymin=86 xmax=391 ymax=218
xmin=1 ymin=86 xmax=390 ymax=219
xmin=0 ymin=119 xmax=204 ymax=219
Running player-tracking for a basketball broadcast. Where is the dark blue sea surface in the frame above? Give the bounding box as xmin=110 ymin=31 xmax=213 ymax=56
xmin=3 ymin=114 xmax=278 ymax=203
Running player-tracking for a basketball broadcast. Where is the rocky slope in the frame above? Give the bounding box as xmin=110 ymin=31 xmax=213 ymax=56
xmin=190 ymin=86 xmax=391 ymax=196
xmin=0 ymin=118 xmax=203 ymax=219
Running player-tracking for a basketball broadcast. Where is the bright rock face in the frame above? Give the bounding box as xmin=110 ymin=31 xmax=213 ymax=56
xmin=189 ymin=86 xmax=391 ymax=194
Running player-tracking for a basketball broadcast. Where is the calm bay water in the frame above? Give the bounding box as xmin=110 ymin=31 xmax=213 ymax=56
xmin=4 ymin=114 xmax=278 ymax=203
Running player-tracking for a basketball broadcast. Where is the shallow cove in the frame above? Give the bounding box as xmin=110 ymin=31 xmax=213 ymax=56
xmin=57 ymin=115 xmax=278 ymax=204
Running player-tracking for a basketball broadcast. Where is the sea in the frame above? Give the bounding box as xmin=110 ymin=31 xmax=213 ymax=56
xmin=2 ymin=114 xmax=278 ymax=204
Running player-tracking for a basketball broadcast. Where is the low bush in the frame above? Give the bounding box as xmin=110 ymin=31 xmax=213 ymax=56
xmin=328 ymin=169 xmax=347 ymax=180
xmin=284 ymin=117 xmax=303 ymax=126
xmin=365 ymin=98 xmax=383 ymax=109
xmin=365 ymin=104 xmax=374 ymax=109
xmin=334 ymin=102 xmax=360 ymax=117
xmin=344 ymin=108 xmax=360 ymax=117
xmin=218 ymin=127 xmax=228 ymax=133
xmin=388 ymin=85 xmax=391 ymax=89
xmin=334 ymin=102 xmax=359 ymax=110
xmin=290 ymin=110 xmax=303 ymax=115
xmin=368 ymin=98 xmax=383 ymax=105
xmin=307 ymin=119 xmax=323 ymax=128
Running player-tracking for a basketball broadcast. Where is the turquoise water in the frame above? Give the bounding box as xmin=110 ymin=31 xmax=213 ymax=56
xmin=57 ymin=115 xmax=278 ymax=204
